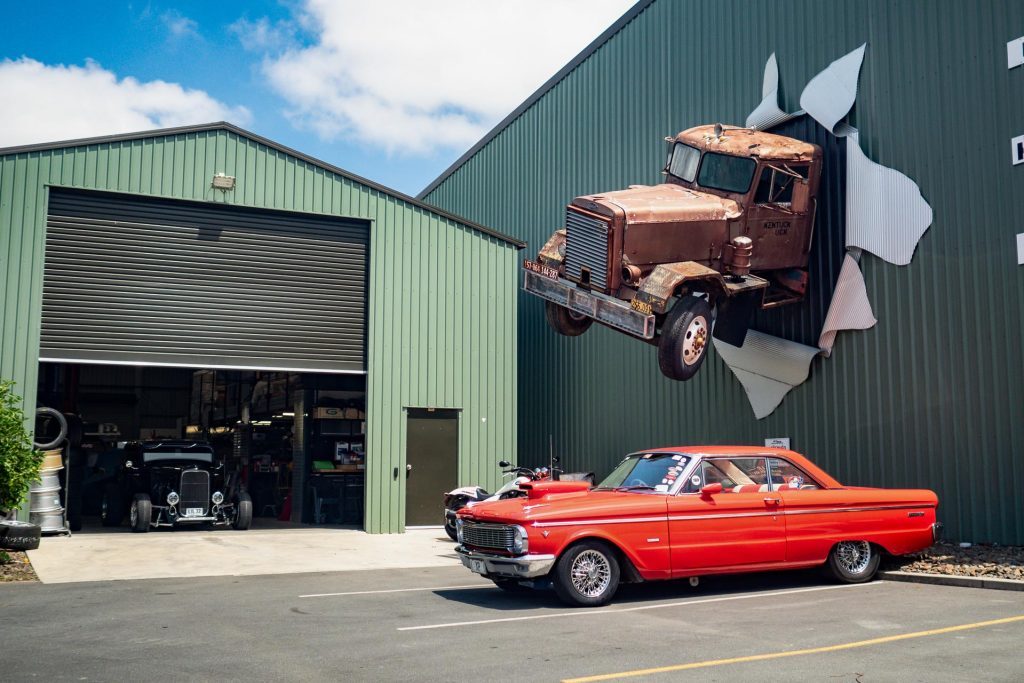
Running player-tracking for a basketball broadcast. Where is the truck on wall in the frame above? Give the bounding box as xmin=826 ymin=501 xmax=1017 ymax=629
xmin=523 ymin=124 xmax=823 ymax=381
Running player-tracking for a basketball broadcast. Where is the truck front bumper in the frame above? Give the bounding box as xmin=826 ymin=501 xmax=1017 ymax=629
xmin=522 ymin=270 xmax=655 ymax=339
xmin=455 ymin=545 xmax=556 ymax=579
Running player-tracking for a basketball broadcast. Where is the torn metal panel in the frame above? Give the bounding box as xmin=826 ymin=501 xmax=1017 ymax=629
xmin=818 ymin=253 xmax=877 ymax=356
xmin=842 ymin=126 xmax=933 ymax=265
xmin=800 ymin=44 xmax=867 ymax=135
xmin=713 ymin=330 xmax=819 ymax=418
xmin=746 ymin=53 xmax=803 ymax=130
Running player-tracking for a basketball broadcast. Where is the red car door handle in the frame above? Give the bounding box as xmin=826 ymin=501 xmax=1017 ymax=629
xmin=763 ymin=497 xmax=781 ymax=504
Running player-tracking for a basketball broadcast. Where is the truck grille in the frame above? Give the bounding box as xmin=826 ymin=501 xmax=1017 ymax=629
xmin=462 ymin=521 xmax=514 ymax=551
xmin=564 ymin=208 xmax=610 ymax=292
xmin=180 ymin=469 xmax=209 ymax=514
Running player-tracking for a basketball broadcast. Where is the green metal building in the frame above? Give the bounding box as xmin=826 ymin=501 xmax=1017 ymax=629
xmin=422 ymin=0 xmax=1024 ymax=544
xmin=1 ymin=122 xmax=521 ymax=533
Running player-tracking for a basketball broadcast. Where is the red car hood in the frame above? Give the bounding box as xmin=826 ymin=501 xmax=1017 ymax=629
xmin=574 ymin=183 xmax=741 ymax=224
xmin=457 ymin=489 xmax=667 ymax=525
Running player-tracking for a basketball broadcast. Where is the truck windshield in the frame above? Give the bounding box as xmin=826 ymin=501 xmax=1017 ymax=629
xmin=697 ymin=152 xmax=756 ymax=193
xmin=596 ymin=453 xmax=690 ymax=492
xmin=666 ymin=143 xmax=700 ymax=182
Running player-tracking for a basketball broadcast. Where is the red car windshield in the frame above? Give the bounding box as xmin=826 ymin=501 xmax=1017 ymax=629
xmin=596 ymin=453 xmax=690 ymax=492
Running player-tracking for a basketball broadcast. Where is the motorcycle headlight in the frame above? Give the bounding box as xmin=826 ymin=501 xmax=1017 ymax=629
xmin=167 ymin=491 xmax=179 ymax=506
xmin=212 ymin=491 xmax=224 ymax=505
xmin=456 ymin=518 xmax=464 ymax=544
xmin=511 ymin=525 xmax=529 ymax=554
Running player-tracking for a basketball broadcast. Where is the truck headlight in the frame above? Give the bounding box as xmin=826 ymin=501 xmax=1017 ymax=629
xmin=511 ymin=525 xmax=529 ymax=554
xmin=167 ymin=492 xmax=179 ymax=506
xmin=456 ymin=518 xmax=464 ymax=544
xmin=212 ymin=491 xmax=224 ymax=505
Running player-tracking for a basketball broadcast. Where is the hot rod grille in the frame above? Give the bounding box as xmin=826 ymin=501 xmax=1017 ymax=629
xmin=180 ymin=469 xmax=209 ymax=514
xmin=462 ymin=521 xmax=514 ymax=551
xmin=564 ymin=209 xmax=610 ymax=292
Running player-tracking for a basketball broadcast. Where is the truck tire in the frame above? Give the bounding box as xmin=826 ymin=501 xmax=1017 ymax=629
xmin=657 ymin=296 xmax=713 ymax=381
xmin=827 ymin=541 xmax=880 ymax=583
xmin=0 ymin=520 xmax=42 ymax=551
xmin=33 ymin=407 xmax=67 ymax=450
xmin=545 ymin=301 xmax=593 ymax=337
xmin=130 ymin=494 xmax=151 ymax=533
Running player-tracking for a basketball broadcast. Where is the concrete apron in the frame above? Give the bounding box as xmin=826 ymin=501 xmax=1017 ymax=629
xmin=26 ymin=525 xmax=458 ymax=584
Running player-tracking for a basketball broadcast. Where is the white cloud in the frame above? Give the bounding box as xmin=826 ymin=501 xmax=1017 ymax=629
xmin=242 ymin=0 xmax=635 ymax=155
xmin=161 ymin=11 xmax=200 ymax=40
xmin=0 ymin=58 xmax=251 ymax=148
xmin=230 ymin=17 xmax=297 ymax=52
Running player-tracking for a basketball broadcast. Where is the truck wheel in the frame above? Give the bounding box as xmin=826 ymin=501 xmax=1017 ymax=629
xmin=552 ymin=540 xmax=620 ymax=607
xmin=657 ymin=296 xmax=713 ymax=381
xmin=129 ymin=494 xmax=151 ymax=533
xmin=100 ymin=485 xmax=125 ymax=527
xmin=545 ymin=301 xmax=592 ymax=337
xmin=233 ymin=492 xmax=253 ymax=530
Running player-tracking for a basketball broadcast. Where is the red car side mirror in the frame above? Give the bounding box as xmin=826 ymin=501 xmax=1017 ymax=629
xmin=700 ymin=482 xmax=723 ymax=497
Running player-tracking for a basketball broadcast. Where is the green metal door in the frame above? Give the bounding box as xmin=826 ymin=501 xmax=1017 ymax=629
xmin=405 ymin=409 xmax=459 ymax=526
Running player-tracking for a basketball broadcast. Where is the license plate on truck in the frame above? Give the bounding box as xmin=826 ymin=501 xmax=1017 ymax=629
xmin=523 ymin=259 xmax=558 ymax=280
xmin=470 ymin=559 xmax=486 ymax=574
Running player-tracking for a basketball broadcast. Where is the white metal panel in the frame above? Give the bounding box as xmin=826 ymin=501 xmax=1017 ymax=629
xmin=746 ymin=53 xmax=802 ymax=130
xmin=712 ymin=330 xmax=819 ymax=419
xmin=818 ymin=252 xmax=877 ymax=356
xmin=800 ymin=44 xmax=867 ymax=135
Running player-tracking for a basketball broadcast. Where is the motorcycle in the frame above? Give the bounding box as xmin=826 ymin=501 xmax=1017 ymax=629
xmin=442 ymin=460 xmax=550 ymax=541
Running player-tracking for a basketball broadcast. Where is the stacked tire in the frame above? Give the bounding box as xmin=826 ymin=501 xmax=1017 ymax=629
xmin=28 ymin=449 xmax=67 ymax=534
xmin=0 ymin=520 xmax=41 ymax=551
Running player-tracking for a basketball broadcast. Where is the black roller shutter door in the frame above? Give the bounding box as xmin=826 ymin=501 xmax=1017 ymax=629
xmin=40 ymin=188 xmax=368 ymax=373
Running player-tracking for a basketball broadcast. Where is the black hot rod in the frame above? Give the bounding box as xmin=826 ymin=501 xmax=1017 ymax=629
xmin=100 ymin=441 xmax=252 ymax=532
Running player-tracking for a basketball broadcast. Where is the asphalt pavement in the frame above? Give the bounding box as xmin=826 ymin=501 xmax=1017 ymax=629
xmin=2 ymin=566 xmax=1022 ymax=681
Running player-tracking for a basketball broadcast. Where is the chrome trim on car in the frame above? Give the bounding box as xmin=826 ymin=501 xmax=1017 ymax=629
xmin=781 ymin=504 xmax=935 ymax=516
xmin=455 ymin=545 xmax=556 ymax=579
xmin=533 ymin=516 xmax=669 ymax=528
xmin=533 ymin=504 xmax=934 ymax=528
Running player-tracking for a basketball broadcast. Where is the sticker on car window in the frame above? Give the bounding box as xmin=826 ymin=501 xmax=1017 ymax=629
xmin=655 ymin=484 xmax=669 ymax=492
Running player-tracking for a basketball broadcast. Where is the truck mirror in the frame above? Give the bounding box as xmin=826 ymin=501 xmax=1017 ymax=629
xmin=791 ymin=180 xmax=810 ymax=213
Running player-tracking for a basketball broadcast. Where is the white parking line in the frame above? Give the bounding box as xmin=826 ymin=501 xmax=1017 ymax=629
xmin=397 ymin=581 xmax=884 ymax=631
xmin=299 ymin=583 xmax=489 ymax=598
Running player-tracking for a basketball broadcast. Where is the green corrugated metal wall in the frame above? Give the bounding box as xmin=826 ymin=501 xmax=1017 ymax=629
xmin=424 ymin=0 xmax=1024 ymax=544
xmin=0 ymin=127 xmax=517 ymax=533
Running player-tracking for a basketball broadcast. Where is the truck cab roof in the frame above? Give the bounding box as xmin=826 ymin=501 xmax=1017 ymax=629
xmin=675 ymin=125 xmax=819 ymax=162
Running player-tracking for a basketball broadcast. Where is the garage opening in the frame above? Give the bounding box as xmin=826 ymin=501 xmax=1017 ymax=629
xmin=33 ymin=188 xmax=370 ymax=533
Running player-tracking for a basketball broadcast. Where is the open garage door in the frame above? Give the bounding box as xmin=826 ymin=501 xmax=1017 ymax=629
xmin=40 ymin=189 xmax=368 ymax=373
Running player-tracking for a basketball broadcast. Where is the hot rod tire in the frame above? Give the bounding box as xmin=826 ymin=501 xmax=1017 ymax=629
xmin=0 ymin=520 xmax=42 ymax=551
xmin=827 ymin=541 xmax=880 ymax=583
xmin=544 ymin=301 xmax=593 ymax=337
xmin=233 ymin=492 xmax=253 ymax=531
xmin=100 ymin=485 xmax=125 ymax=527
xmin=129 ymin=494 xmax=151 ymax=533
xmin=552 ymin=540 xmax=620 ymax=607
xmin=658 ymin=296 xmax=713 ymax=381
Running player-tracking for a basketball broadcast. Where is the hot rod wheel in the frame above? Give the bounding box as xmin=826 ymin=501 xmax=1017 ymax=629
xmin=0 ymin=520 xmax=42 ymax=551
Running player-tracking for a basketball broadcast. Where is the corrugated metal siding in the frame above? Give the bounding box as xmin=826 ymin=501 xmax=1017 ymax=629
xmin=424 ymin=0 xmax=1024 ymax=544
xmin=0 ymin=128 xmax=517 ymax=533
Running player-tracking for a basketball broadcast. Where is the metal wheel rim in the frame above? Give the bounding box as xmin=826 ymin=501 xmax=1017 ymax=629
xmin=836 ymin=541 xmax=872 ymax=574
xmin=129 ymin=502 xmax=138 ymax=527
xmin=570 ymin=549 xmax=611 ymax=598
xmin=681 ymin=315 xmax=709 ymax=366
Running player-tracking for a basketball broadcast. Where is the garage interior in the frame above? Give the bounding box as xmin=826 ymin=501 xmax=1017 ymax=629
xmin=35 ymin=186 xmax=369 ymax=531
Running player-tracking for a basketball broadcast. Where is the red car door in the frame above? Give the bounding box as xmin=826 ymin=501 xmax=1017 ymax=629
xmin=668 ymin=456 xmax=786 ymax=574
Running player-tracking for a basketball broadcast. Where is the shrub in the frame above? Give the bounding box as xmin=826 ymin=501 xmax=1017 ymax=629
xmin=0 ymin=380 xmax=42 ymax=515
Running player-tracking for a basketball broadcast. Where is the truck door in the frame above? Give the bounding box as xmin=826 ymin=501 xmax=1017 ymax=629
xmin=745 ymin=163 xmax=811 ymax=270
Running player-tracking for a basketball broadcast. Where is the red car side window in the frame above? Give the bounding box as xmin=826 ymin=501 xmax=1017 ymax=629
xmin=768 ymin=457 xmax=821 ymax=491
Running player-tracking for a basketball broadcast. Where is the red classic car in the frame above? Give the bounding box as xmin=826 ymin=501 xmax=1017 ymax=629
xmin=455 ymin=446 xmax=940 ymax=607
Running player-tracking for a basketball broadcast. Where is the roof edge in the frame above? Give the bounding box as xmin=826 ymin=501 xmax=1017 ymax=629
xmin=0 ymin=121 xmax=526 ymax=249
xmin=416 ymin=0 xmax=655 ymax=200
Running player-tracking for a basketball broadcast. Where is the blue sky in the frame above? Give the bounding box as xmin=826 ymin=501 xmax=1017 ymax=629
xmin=0 ymin=1 xmax=634 ymax=196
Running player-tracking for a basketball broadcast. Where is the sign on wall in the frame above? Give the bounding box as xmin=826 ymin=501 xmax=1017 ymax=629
xmin=765 ymin=437 xmax=791 ymax=449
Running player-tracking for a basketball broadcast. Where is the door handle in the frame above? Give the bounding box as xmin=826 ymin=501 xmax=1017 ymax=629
xmin=406 ymin=464 xmax=413 ymax=472
xmin=763 ymin=497 xmax=780 ymax=504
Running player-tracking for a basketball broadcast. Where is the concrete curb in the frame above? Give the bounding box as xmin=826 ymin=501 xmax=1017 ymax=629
xmin=880 ymin=570 xmax=1024 ymax=592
